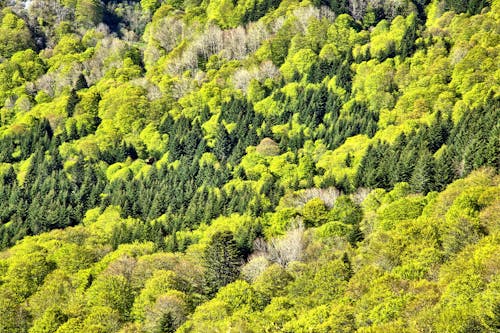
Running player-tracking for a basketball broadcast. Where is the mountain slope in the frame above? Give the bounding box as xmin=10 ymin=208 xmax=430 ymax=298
xmin=0 ymin=0 xmax=498 ymax=331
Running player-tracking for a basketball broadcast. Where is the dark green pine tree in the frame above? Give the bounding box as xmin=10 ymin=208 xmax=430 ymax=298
xmin=410 ymin=148 xmax=436 ymax=194
xmin=395 ymin=136 xmax=419 ymax=183
xmin=325 ymin=0 xmax=349 ymax=15
xmin=157 ymin=312 xmax=176 ymax=333
xmin=213 ymin=123 xmax=233 ymax=162
xmin=355 ymin=143 xmax=389 ymax=189
xmin=1 ymin=165 xmax=16 ymax=186
xmin=337 ymin=174 xmax=352 ymax=194
xmin=336 ymin=52 xmax=353 ymax=92
xmin=74 ymin=73 xmax=88 ymax=90
xmin=152 ymin=222 xmax=167 ymax=251
xmin=484 ymin=123 xmax=499 ymax=171
xmin=165 ymin=230 xmax=179 ymax=253
xmin=427 ymin=110 xmax=451 ymax=153
xmin=400 ymin=14 xmax=417 ymax=60
xmin=203 ymin=231 xmax=243 ymax=295
xmin=434 ymin=145 xmax=456 ymax=191
xmin=0 ymin=136 xmax=15 ymax=163
xmin=444 ymin=0 xmax=489 ymax=15
xmin=66 ymin=89 xmax=80 ymax=117
xmin=341 ymin=252 xmax=354 ymax=278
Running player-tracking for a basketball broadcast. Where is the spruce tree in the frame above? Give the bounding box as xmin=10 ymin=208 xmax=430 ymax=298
xmin=203 ymin=231 xmax=242 ymax=294
xmin=400 ymin=14 xmax=417 ymax=60
xmin=213 ymin=123 xmax=233 ymax=162
xmin=410 ymin=148 xmax=436 ymax=194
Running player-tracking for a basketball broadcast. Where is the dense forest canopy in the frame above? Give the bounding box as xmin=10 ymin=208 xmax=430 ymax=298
xmin=0 ymin=0 xmax=498 ymax=331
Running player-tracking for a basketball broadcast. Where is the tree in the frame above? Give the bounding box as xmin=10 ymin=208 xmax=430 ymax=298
xmin=256 ymin=138 xmax=280 ymax=156
xmin=29 ymin=306 xmax=68 ymax=333
xmin=203 ymin=231 xmax=243 ymax=294
xmin=0 ymin=10 xmax=34 ymax=58
xmin=142 ymin=292 xmax=188 ymax=333
xmin=75 ymin=0 xmax=103 ymax=28
xmin=0 ymin=287 xmax=31 ymax=333
xmin=399 ymin=14 xmax=417 ymax=60
xmin=3 ymin=250 xmax=55 ymax=299
xmin=86 ymin=274 xmax=134 ymax=319
xmin=213 ymin=123 xmax=233 ymax=162
xmin=410 ymin=149 xmax=436 ymax=194
xmin=74 ymin=73 xmax=88 ymax=90
xmin=131 ymin=270 xmax=187 ymax=322
xmin=301 ymin=198 xmax=329 ymax=227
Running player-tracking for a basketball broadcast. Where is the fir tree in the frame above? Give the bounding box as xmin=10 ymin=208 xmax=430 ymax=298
xmin=203 ymin=231 xmax=243 ymax=294
xmin=410 ymin=148 xmax=436 ymax=194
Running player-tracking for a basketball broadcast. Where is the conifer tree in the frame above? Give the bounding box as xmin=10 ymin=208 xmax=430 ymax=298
xmin=410 ymin=148 xmax=436 ymax=194
xmin=400 ymin=14 xmax=417 ymax=60
xmin=213 ymin=123 xmax=233 ymax=162
xmin=203 ymin=231 xmax=242 ymax=294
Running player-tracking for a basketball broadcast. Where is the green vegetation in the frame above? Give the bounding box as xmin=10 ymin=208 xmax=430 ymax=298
xmin=0 ymin=0 xmax=498 ymax=331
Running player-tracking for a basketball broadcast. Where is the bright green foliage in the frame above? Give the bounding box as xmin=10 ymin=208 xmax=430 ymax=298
xmin=3 ymin=249 xmax=55 ymax=298
xmin=27 ymin=270 xmax=75 ymax=319
xmin=82 ymin=306 xmax=122 ymax=333
xmin=0 ymin=9 xmax=33 ymax=58
xmin=131 ymin=270 xmax=187 ymax=322
xmin=252 ymin=264 xmax=293 ymax=300
xmin=29 ymin=307 xmax=68 ymax=333
xmin=0 ymin=0 xmax=498 ymax=331
xmin=86 ymin=274 xmax=135 ymax=318
xmin=301 ymin=198 xmax=329 ymax=227
xmin=0 ymin=288 xmax=31 ymax=333
xmin=98 ymin=84 xmax=151 ymax=135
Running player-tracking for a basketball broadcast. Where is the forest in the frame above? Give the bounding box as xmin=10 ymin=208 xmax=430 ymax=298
xmin=0 ymin=0 xmax=498 ymax=331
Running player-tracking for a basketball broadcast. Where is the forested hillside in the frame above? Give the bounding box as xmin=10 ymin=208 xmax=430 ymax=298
xmin=0 ymin=0 xmax=498 ymax=331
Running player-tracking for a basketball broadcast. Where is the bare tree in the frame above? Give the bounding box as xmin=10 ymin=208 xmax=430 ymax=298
xmin=255 ymin=220 xmax=307 ymax=267
xmin=36 ymin=73 xmax=57 ymax=97
xmin=349 ymin=0 xmax=368 ymax=20
xmin=232 ymin=59 xmax=280 ymax=92
xmin=319 ymin=5 xmax=336 ymax=22
xmin=269 ymin=16 xmax=285 ymax=34
xmin=35 ymin=60 xmax=82 ymax=97
xmin=164 ymin=19 xmax=273 ymax=77
xmin=130 ymin=78 xmax=162 ymax=100
xmin=222 ymin=26 xmax=247 ymax=60
xmin=198 ymin=24 xmax=224 ymax=58
xmin=167 ymin=46 xmax=198 ymax=75
xmin=83 ymin=36 xmax=127 ymax=85
xmin=144 ymin=44 xmax=163 ymax=66
xmin=257 ymin=60 xmax=280 ymax=80
xmin=28 ymin=0 xmax=74 ymax=47
xmin=293 ymin=6 xmax=322 ymax=32
xmin=241 ymin=256 xmax=270 ymax=282
xmin=282 ymin=187 xmax=341 ymax=209
xmin=171 ymin=76 xmax=198 ymax=99
xmin=105 ymin=255 xmax=137 ymax=283
xmin=232 ymin=68 xmax=254 ymax=92
xmin=352 ymin=187 xmax=371 ymax=205
xmin=246 ymin=21 xmax=269 ymax=53
xmin=153 ymin=17 xmax=186 ymax=53
xmin=143 ymin=293 xmax=187 ymax=332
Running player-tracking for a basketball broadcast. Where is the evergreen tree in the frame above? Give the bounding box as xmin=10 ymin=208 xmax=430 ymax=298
xmin=203 ymin=231 xmax=243 ymax=294
xmin=213 ymin=123 xmax=233 ymax=162
xmin=410 ymin=148 xmax=436 ymax=194
xmin=74 ymin=73 xmax=88 ymax=90
xmin=400 ymin=14 xmax=417 ymax=60
xmin=157 ymin=312 xmax=176 ymax=333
